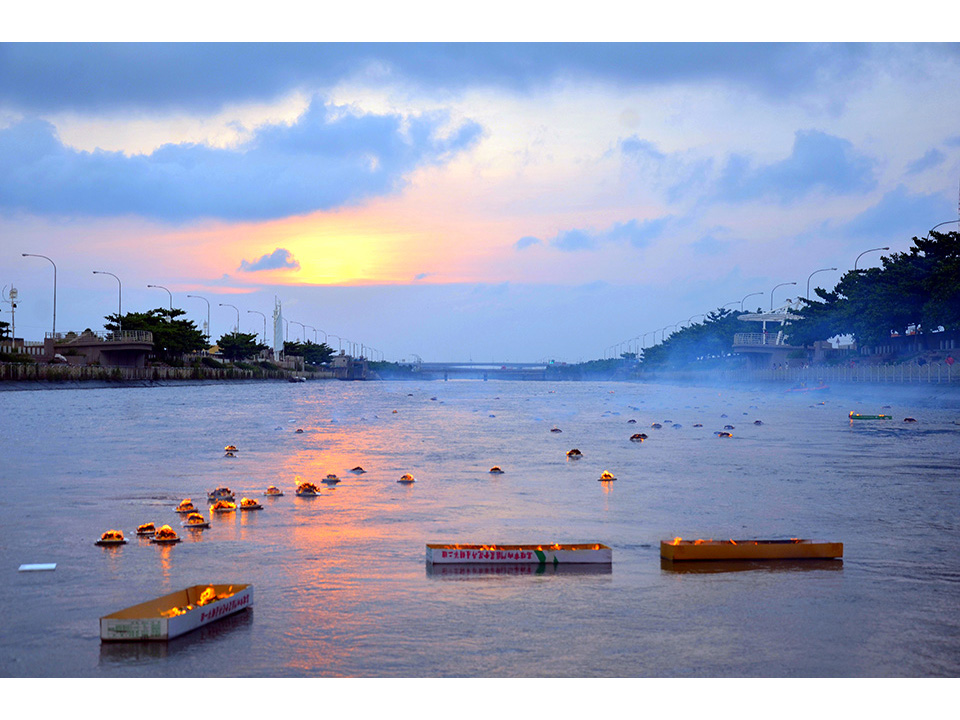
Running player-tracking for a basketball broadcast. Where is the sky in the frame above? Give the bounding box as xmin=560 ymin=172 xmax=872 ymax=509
xmin=3 ymin=34 xmax=960 ymax=362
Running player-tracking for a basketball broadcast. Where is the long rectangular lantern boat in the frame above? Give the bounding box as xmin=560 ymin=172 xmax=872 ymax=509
xmin=661 ymin=539 xmax=842 ymax=562
xmin=100 ymin=583 xmax=252 ymax=641
xmin=427 ymin=543 xmax=612 ymax=565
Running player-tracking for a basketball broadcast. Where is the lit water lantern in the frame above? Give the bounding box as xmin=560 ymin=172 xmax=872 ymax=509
xmin=264 ymin=486 xmax=284 ymax=496
xmin=629 ymin=433 xmax=646 ymax=442
xmin=239 ymin=498 xmax=263 ymax=510
xmin=566 ymin=448 xmax=582 ymax=458
xmin=660 ymin=537 xmax=843 ymax=561
xmin=96 ymin=530 xmax=127 ymax=546
xmin=717 ymin=431 xmax=732 ymax=438
xmin=848 ymin=412 xmax=892 ymax=420
xmin=174 ymin=499 xmax=197 ymax=514
xmin=599 ymin=471 xmax=617 ymax=482
xmin=151 ymin=525 xmax=181 ymax=544
xmin=323 ymin=474 xmax=340 ymax=484
xmin=207 ymin=487 xmax=235 ymax=502
xmin=295 ymin=481 xmax=321 ymax=496
xmin=392 ymin=410 xmax=398 ymax=414
xmin=136 ymin=522 xmax=156 ymax=536
xmin=489 ymin=466 xmax=504 ymax=474
xmin=295 ymin=428 xmax=304 ymax=433
xmin=224 ymin=445 xmax=238 ymax=452
xmin=102 ymin=584 xmax=250 ymax=641
xmin=398 ymin=473 xmax=416 ymax=484
xmin=181 ymin=513 xmax=210 ymax=529
xmin=210 ymin=500 xmax=237 ymax=513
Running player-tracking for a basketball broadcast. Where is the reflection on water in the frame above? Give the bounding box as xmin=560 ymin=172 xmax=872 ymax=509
xmin=426 ymin=562 xmax=614 ymax=579
xmin=660 ymin=558 xmax=844 ymax=574
xmin=1 ymin=379 xmax=959 ymax=677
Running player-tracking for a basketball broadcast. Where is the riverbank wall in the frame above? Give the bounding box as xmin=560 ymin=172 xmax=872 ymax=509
xmin=0 ymin=362 xmax=335 ymax=386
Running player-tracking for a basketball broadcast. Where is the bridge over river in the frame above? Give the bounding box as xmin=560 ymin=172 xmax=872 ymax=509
xmin=412 ymin=361 xmax=562 ymax=380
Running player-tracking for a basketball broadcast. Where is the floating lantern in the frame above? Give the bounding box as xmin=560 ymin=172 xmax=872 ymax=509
xmin=224 ymin=445 xmax=238 ymax=452
xmin=181 ymin=513 xmax=210 ymax=529
xmin=630 ymin=433 xmax=646 ymax=442
xmin=566 ymin=448 xmax=582 ymax=458
xmin=350 ymin=466 xmax=366 ymax=474
xmin=175 ymin=499 xmax=196 ymax=514
xmin=210 ymin=500 xmax=237 ymax=513
xmin=136 ymin=523 xmax=156 ymax=536
xmin=489 ymin=466 xmax=504 ymax=474
xmin=264 ymin=486 xmax=284 ymax=496
xmin=239 ymin=498 xmax=262 ymax=510
xmin=550 ymin=427 xmax=562 ymax=433
xmin=295 ymin=481 xmax=321 ymax=496
xmin=398 ymin=473 xmax=416 ymax=484
xmin=207 ymin=487 xmax=234 ymax=502
xmin=96 ymin=530 xmax=127 ymax=546
xmin=598 ymin=471 xmax=617 ymax=482
xmin=151 ymin=525 xmax=181 ymax=544
xmin=323 ymin=474 xmax=340 ymax=484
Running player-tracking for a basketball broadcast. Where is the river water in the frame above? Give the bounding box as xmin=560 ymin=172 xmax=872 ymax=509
xmin=1 ymin=379 xmax=958 ymax=677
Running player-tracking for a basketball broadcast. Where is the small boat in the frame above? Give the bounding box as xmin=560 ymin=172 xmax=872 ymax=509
xmin=322 ymin=474 xmax=340 ymax=485
xmin=224 ymin=445 xmax=238 ymax=452
xmin=239 ymin=498 xmax=262 ymax=510
xmin=566 ymin=448 xmax=582 ymax=458
xmin=174 ymin=499 xmax=197 ymax=514
xmin=136 ymin=523 xmax=156 ymax=537
xmin=289 ymin=376 xmax=306 ymax=383
xmin=96 ymin=530 xmax=127 ymax=546
xmin=398 ymin=473 xmax=416 ymax=484
xmin=295 ymin=482 xmax=321 ymax=496
xmin=426 ymin=543 xmax=612 ymax=565
xmin=210 ymin=500 xmax=237 ymax=513
xmin=849 ymin=412 xmax=891 ymax=420
xmin=264 ymin=486 xmax=284 ymax=497
xmin=151 ymin=525 xmax=181 ymax=544
xmin=350 ymin=466 xmax=366 ymax=474
xmin=598 ymin=471 xmax=616 ymax=482
xmin=660 ymin=538 xmax=843 ymax=562
xmin=181 ymin=513 xmax=210 ymax=529
xmin=100 ymin=584 xmax=252 ymax=642
xmin=207 ymin=487 xmax=235 ymax=502
xmin=489 ymin=466 xmax=504 ymax=474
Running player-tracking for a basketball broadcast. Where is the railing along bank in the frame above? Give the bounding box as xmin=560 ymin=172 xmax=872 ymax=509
xmin=640 ymin=362 xmax=957 ymax=385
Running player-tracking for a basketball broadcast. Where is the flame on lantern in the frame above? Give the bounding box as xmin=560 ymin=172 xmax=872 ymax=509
xmin=670 ymin=537 xmax=682 ymax=545
xmin=100 ymin=530 xmax=124 ymax=541
xmin=155 ymin=525 xmax=178 ymax=540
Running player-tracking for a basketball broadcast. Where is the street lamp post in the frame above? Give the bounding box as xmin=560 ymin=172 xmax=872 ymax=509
xmin=854 ymin=247 xmax=889 ymax=271
xmin=290 ymin=321 xmax=306 ymax=342
xmin=740 ymin=292 xmax=762 ymax=312
xmin=688 ymin=314 xmax=705 ymax=325
xmin=929 ymin=220 xmax=959 ymax=235
xmin=248 ymin=311 xmax=266 ymax=344
xmin=329 ymin=335 xmax=342 ymax=352
xmin=186 ymin=294 xmax=210 ymax=341
xmin=219 ymin=303 xmax=240 ymax=334
xmin=770 ymin=282 xmax=797 ymax=311
xmin=21 ymin=253 xmax=56 ymax=336
xmin=315 ymin=327 xmax=328 ymax=343
xmin=92 ymin=271 xmax=122 ymax=334
xmin=805 ymin=268 xmax=837 ymax=303
xmin=146 ymin=284 xmax=173 ymax=317
xmin=305 ymin=325 xmax=317 ymax=344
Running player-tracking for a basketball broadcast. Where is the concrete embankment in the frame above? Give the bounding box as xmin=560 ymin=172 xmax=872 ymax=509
xmin=0 ymin=362 xmax=334 ymax=388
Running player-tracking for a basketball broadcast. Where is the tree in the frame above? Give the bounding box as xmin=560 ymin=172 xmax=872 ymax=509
xmin=104 ymin=308 xmax=207 ymax=362
xmin=284 ymin=340 xmax=334 ymax=365
xmin=217 ymin=332 xmax=263 ymax=362
xmin=0 ymin=320 xmax=9 ymax=339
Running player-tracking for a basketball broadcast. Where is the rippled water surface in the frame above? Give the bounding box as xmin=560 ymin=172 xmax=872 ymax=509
xmin=2 ymin=379 xmax=959 ymax=677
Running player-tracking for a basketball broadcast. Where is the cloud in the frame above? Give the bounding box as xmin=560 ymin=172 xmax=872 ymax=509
xmin=691 ymin=233 xmax=728 ymax=256
xmin=0 ymin=101 xmax=482 ymax=222
xmin=239 ymin=248 xmax=300 ymax=272
xmin=842 ymin=186 xmax=954 ymax=239
xmin=7 ymin=44 xmax=953 ymax=117
xmin=515 ymin=235 xmax=540 ymax=250
xmin=906 ymin=149 xmax=945 ymax=174
xmin=716 ymin=130 xmax=877 ymax=203
xmin=543 ymin=217 xmax=670 ymax=252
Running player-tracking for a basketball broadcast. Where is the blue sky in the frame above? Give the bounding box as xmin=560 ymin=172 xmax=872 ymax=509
xmin=3 ymin=36 xmax=959 ymax=361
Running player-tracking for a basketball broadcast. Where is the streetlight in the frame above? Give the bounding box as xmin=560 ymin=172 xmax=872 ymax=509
xmin=770 ymin=282 xmax=796 ymax=311
xmin=805 ymin=268 xmax=837 ymax=302
xmin=93 ymin=271 xmax=122 ymax=334
xmin=688 ymin=314 xmax=705 ymax=325
xmin=21 ymin=253 xmax=56 ymax=336
xmin=248 ymin=310 xmax=266 ymax=343
xmin=642 ymin=330 xmax=655 ymax=348
xmin=315 ymin=327 xmax=328 ymax=343
xmin=854 ymin=247 xmax=889 ymax=271
xmin=219 ymin=303 xmax=240 ymax=334
xmin=186 ymin=294 xmax=210 ymax=341
xmin=740 ymin=292 xmax=762 ymax=311
xmin=329 ymin=335 xmax=342 ymax=352
xmin=305 ymin=325 xmax=317 ymax=344
xmin=290 ymin=321 xmax=306 ymax=341
xmin=146 ymin=284 xmax=172 ymax=317
xmin=929 ymin=220 xmax=959 ymax=235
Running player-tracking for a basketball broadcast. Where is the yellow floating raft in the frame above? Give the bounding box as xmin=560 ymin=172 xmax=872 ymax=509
xmin=660 ymin=538 xmax=843 ymax=561
xmin=426 ymin=543 xmax=612 ymax=565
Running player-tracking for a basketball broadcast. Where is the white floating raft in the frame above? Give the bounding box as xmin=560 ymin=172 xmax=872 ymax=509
xmin=100 ymin=583 xmax=252 ymax=642
xmin=426 ymin=543 xmax=611 ymax=565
